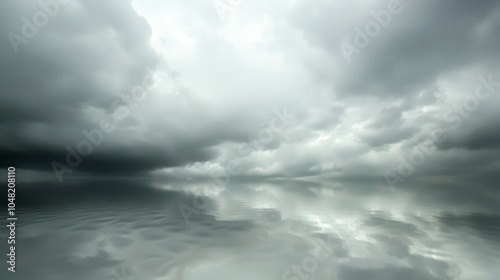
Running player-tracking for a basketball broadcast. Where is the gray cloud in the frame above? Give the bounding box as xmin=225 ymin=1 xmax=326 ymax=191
xmin=0 ymin=0 xmax=499 ymax=193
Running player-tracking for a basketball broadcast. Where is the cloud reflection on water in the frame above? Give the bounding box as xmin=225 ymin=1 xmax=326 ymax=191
xmin=1 ymin=180 xmax=499 ymax=280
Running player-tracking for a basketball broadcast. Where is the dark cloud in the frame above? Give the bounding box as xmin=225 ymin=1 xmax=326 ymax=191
xmin=293 ymin=0 xmax=500 ymax=98
xmin=437 ymin=122 xmax=500 ymax=151
xmin=0 ymin=0 xmax=499 ymax=192
xmin=439 ymin=213 xmax=500 ymax=247
xmin=2 ymin=2 xmax=500 ymax=280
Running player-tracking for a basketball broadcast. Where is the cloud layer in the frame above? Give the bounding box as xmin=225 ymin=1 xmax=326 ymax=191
xmin=1 ymin=0 xmax=500 ymax=193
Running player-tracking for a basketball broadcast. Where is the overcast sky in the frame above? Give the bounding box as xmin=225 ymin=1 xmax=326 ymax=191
xmin=1 ymin=0 xmax=500 ymax=194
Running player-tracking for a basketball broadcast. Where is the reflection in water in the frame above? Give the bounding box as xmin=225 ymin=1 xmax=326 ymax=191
xmin=1 ymin=180 xmax=499 ymax=280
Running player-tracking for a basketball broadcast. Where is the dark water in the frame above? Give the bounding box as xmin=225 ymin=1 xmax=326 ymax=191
xmin=1 ymin=180 xmax=499 ymax=280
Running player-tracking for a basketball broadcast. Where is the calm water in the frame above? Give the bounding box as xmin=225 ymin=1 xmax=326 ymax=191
xmin=1 ymin=180 xmax=500 ymax=280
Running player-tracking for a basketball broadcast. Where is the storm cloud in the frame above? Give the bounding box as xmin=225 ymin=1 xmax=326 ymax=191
xmin=1 ymin=0 xmax=500 ymax=192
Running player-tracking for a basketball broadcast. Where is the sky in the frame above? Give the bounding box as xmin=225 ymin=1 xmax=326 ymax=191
xmin=2 ymin=1 xmax=500 ymax=280
xmin=1 ymin=0 xmax=500 ymax=196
